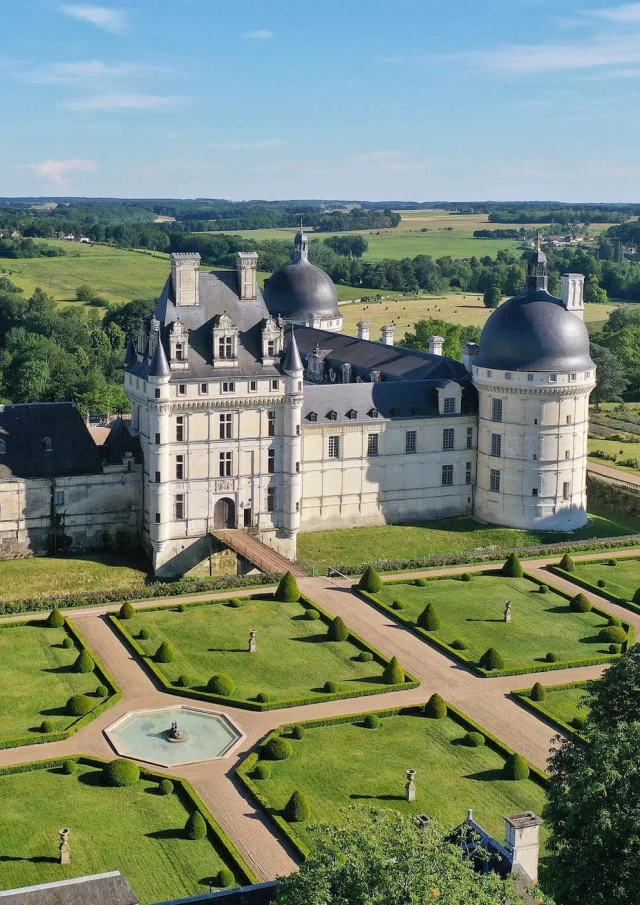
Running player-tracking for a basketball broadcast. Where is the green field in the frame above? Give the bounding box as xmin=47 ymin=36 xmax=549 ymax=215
xmin=588 ymin=439 xmax=640 ymax=477
xmin=570 ymin=557 xmax=640 ymax=601
xmin=373 ymin=574 xmax=620 ymax=671
xmin=528 ymin=684 xmax=589 ymax=729
xmin=117 ymin=597 xmax=399 ymax=705
xmin=0 ymin=621 xmax=108 ymax=743
xmin=296 ymin=512 xmax=640 ymax=572
xmin=0 ymin=761 xmax=236 ymax=903
xmin=244 ymin=709 xmax=547 ymax=846
xmin=0 ymin=552 xmax=151 ymax=602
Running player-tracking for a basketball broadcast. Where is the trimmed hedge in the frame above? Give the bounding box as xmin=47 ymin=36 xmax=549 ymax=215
xmin=599 ymin=625 xmax=627 ymax=644
xmin=253 ymin=762 xmax=272 ymax=780
xmin=549 ymin=558 xmax=640 ymax=617
xmin=160 ymin=779 xmax=174 ymax=795
xmin=275 ymin=572 xmax=301 ymax=603
xmin=359 ymin=566 xmax=383 ymax=593
xmin=479 ymin=648 xmax=504 ymax=671
xmin=67 ymin=693 xmax=94 ymax=716
xmin=512 ymin=681 xmax=588 ymax=739
xmin=62 ymin=637 xmax=74 ymax=649
xmin=464 ymin=731 xmax=485 ymax=747
xmin=424 ymin=693 xmax=447 ymax=719
xmin=284 ymin=790 xmax=310 ymax=823
xmin=323 ymin=680 xmax=340 ymax=694
xmin=357 ymin=650 xmax=373 ymax=662
xmin=291 ymin=725 xmax=305 ymax=740
xmin=559 ymin=553 xmax=575 ymax=572
xmin=185 ymin=810 xmax=207 ymax=840
xmin=40 ymin=719 xmax=55 ymax=733
xmin=104 ymin=758 xmax=140 ymax=787
xmin=217 ymin=868 xmax=235 ymax=888
xmin=363 ymin=714 xmax=381 ymax=730
xmin=304 ymin=609 xmax=320 ymax=620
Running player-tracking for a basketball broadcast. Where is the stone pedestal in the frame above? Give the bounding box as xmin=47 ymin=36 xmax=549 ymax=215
xmin=504 ymin=601 xmax=512 ymax=623
xmin=405 ymin=769 xmax=416 ymax=802
xmin=59 ymin=828 xmax=70 ymax=865
xmin=249 ymin=629 xmax=257 ymax=654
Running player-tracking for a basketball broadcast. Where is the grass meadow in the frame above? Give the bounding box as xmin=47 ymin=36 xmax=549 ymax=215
xmin=530 ymin=684 xmax=589 ymax=728
xmin=570 ymin=557 xmax=640 ymax=601
xmin=0 ymin=552 xmax=151 ymax=601
xmin=0 ymin=762 xmax=234 ymax=903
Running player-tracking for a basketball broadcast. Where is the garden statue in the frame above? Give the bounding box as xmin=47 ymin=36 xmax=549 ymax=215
xmin=504 ymin=601 xmax=512 ymax=623
xmin=58 ymin=828 xmax=70 ymax=864
xmin=167 ymin=720 xmax=184 ymax=741
xmin=249 ymin=629 xmax=257 ymax=653
xmin=405 ymin=769 xmax=417 ymax=802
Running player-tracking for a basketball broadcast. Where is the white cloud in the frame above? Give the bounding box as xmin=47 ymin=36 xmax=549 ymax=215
xmin=587 ymin=3 xmax=640 ymax=23
xmin=208 ymin=139 xmax=288 ymax=151
xmin=15 ymin=158 xmax=98 ymax=185
xmin=16 ymin=60 xmax=165 ymax=85
xmin=241 ymin=29 xmax=273 ymax=39
xmin=63 ymin=93 xmax=187 ymax=111
xmin=57 ymin=4 xmax=127 ymax=34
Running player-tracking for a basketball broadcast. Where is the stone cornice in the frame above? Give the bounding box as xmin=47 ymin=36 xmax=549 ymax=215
xmin=148 ymin=397 xmax=286 ymax=414
xmin=473 ymin=381 xmax=594 ymax=397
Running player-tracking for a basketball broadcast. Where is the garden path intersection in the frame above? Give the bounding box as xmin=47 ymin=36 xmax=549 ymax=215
xmin=2 ymin=548 xmax=640 ymax=882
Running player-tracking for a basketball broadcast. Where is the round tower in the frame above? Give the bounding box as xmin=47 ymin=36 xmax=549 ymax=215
xmin=473 ymin=249 xmax=596 ymax=531
xmin=147 ymin=337 xmax=172 ymax=555
xmin=281 ymin=328 xmax=304 ymax=547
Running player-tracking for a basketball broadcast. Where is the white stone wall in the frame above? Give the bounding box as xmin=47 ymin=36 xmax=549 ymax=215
xmin=473 ymin=366 xmax=596 ymax=530
xmin=299 ymin=415 xmax=476 ymax=531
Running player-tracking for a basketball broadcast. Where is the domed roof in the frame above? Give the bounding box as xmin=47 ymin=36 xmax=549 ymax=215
xmin=475 ymin=249 xmax=594 ymax=372
xmin=263 ymin=228 xmax=340 ymax=320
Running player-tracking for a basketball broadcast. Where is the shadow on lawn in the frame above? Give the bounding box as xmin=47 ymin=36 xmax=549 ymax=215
xmin=465 ymin=768 xmax=504 ymax=782
xmin=350 ymin=793 xmax=405 ymax=802
xmin=39 ymin=705 xmax=68 ymax=718
xmin=0 ymin=855 xmax=58 ymax=864
xmin=207 ymin=647 xmax=247 ymax=653
xmin=146 ymin=828 xmax=186 ymax=840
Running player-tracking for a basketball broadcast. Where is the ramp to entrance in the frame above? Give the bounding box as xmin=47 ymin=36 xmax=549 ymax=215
xmin=211 ymin=529 xmax=307 ymax=577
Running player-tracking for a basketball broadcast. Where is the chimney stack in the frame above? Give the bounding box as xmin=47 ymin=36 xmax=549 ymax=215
xmin=561 ymin=273 xmax=585 ymax=321
xmin=236 ymin=251 xmax=259 ymax=300
xmin=463 ymin=342 xmax=480 ymax=372
xmin=429 ymin=335 xmax=445 ymax=356
xmin=504 ymin=812 xmax=543 ymax=884
xmin=381 ymin=325 xmax=396 ymax=346
xmin=171 ymin=253 xmax=200 ymax=307
xmin=357 ymin=321 xmax=372 ymax=341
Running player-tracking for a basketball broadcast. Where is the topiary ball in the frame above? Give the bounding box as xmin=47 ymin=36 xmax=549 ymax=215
xmin=359 ymin=565 xmax=383 ymax=593
xmin=284 ymin=790 xmax=311 ymax=823
xmin=324 ymin=680 xmax=340 ymax=694
xmin=139 ymin=627 xmax=151 ymax=640
xmin=599 ymin=625 xmax=627 ymax=645
xmin=74 ymin=649 xmax=95 ymax=674
xmin=160 ymin=779 xmax=174 ymax=795
xmin=424 ymin=693 xmax=447 ymax=719
xmin=415 ymin=578 xmax=428 ymax=588
xmin=264 ymin=737 xmax=293 ymax=761
xmin=546 ymin=652 xmax=558 ymax=663
xmin=95 ymin=684 xmax=108 ymax=698
xmin=538 ymin=584 xmax=549 ymax=594
xmin=609 ymin=643 xmax=622 ymax=654
xmin=392 ymin=599 xmax=406 ymax=610
xmin=597 ymin=579 xmax=607 ymax=588
xmin=357 ymin=650 xmax=374 ymax=662
xmin=305 ymin=609 xmax=320 ymax=620
xmin=46 ymin=608 xmax=65 ymax=628
xmin=503 ymin=753 xmax=530 ymax=781
xmin=177 ymin=603 xmax=186 ymax=613
xmin=609 ymin=616 xmax=622 ymax=627
xmin=530 ymin=682 xmax=546 ymax=701
xmin=119 ymin=601 xmax=135 ymax=620
xmin=502 ymin=552 xmax=523 ymax=578
xmin=328 ymin=616 xmax=349 ymax=642
xmin=464 ymin=731 xmax=485 ymax=747
xmin=62 ymin=637 xmax=74 ymax=649
xmin=253 ymin=762 xmax=272 ymax=780
xmin=363 ymin=714 xmax=381 ymax=730
xmin=460 ymin=573 xmax=472 ymax=582
xmin=62 ymin=760 xmax=76 ymax=775
xmin=608 ymin=559 xmax=617 ymax=567
xmin=185 ymin=810 xmax=207 ymax=840
xmin=40 ymin=719 xmax=55 ymax=733
xmin=291 ymin=725 xmax=305 ymax=740
xmin=559 ymin=553 xmax=576 ymax=572
xmin=570 ymin=593 xmax=592 ymax=613
xmin=216 ymin=868 xmax=235 ymax=888
xmin=104 ymin=758 xmax=140 ymax=787
xmin=177 ymin=674 xmax=197 ymax=688
xmin=383 ymin=655 xmax=405 ymax=685
xmin=155 ymin=641 xmax=176 ymax=664
xmin=479 ymin=648 xmax=505 ymax=671
xmin=275 ymin=571 xmax=301 ymax=603
xmin=67 ymin=693 xmax=93 ymax=716
xmin=256 ymin=692 xmax=272 ymax=703
xmin=451 ymin=639 xmax=467 ymax=651
xmin=208 ymin=674 xmax=235 ymax=696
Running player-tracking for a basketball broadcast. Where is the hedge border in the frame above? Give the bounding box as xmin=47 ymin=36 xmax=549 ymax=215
xmin=355 ymin=570 xmax=634 ymax=678
xmin=236 ymin=699 xmax=549 ymax=860
xmin=0 ymin=572 xmax=280 ymax=618
xmin=0 ymin=616 xmax=122 ymax=750
xmin=0 ymin=754 xmax=258 ymax=887
xmin=108 ymin=592 xmax=418 ymax=711
xmin=511 ymin=681 xmax=589 ymax=739
xmin=548 ymin=557 xmax=640 ymax=616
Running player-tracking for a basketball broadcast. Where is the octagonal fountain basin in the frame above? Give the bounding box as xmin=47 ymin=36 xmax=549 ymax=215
xmin=104 ymin=706 xmax=244 ymax=767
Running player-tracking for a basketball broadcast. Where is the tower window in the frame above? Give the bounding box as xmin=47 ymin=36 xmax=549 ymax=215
xmin=267 ymin=486 xmax=276 ymax=513
xmin=442 ymin=428 xmax=454 ymax=451
xmin=219 ymin=413 xmax=232 ymax=440
xmin=249 ymin=380 xmax=257 ymax=392
xmin=268 ymin=449 xmax=275 ymax=474
xmin=219 ymin=451 xmax=232 ymax=477
xmin=532 ymin=488 xmax=538 ymax=497
xmin=367 ymin=434 xmax=379 ymax=456
xmin=570 ymin=373 xmax=577 ymax=382
xmin=218 ymin=336 xmax=234 ymax=359
xmin=465 ymin=462 xmax=472 ymax=485
xmin=441 ymin=464 xmax=453 ymax=486
xmin=176 ymin=343 xmax=185 ymax=361
xmin=268 ymin=411 xmax=276 ymax=436
xmin=154 ymin=388 xmax=160 ymax=399
xmin=176 ymin=455 xmax=184 ymax=480
xmin=443 ymin=397 xmax=456 ymax=413
xmin=200 ymin=383 xmax=208 ymax=395
xmin=505 ymin=372 xmax=512 ymax=380
xmin=566 ymin=414 xmax=572 ymax=424
xmin=221 ymin=381 xmax=235 ymax=394
xmin=490 ymin=433 xmax=502 ymax=457
xmin=176 ymin=416 xmax=184 ymax=442
xmin=466 ymin=427 xmax=473 ymax=449
xmin=405 ymin=430 xmax=417 ymax=454
xmin=490 ymin=469 xmax=501 ymax=493
xmin=175 ymin=494 xmax=185 ymax=520
xmin=178 ymin=384 xmax=186 ymax=396
xmin=532 ymin=453 xmax=538 ymax=461
xmin=563 ymin=481 xmax=570 ymax=500
xmin=271 ymin=379 xmax=279 ymax=391
xmin=328 ymin=436 xmax=341 ymax=458
xmin=55 ymin=490 xmax=64 ymax=506
xmin=565 ymin=450 xmax=571 ymax=459
xmin=155 ymin=471 xmax=161 ymax=483
xmin=43 ymin=436 xmax=52 ymax=452
xmin=491 ymin=398 xmax=503 ymax=422
xmin=0 ymin=439 xmax=5 ymax=455
xmin=155 ymin=432 xmax=161 ymax=445
xmin=549 ymin=374 xmax=557 ymax=383
xmin=267 ymin=340 xmax=276 ymax=357
xmin=528 ymin=373 xmax=534 ymax=382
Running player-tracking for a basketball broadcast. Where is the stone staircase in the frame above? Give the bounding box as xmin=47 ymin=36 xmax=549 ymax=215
xmin=211 ymin=529 xmax=307 ymax=577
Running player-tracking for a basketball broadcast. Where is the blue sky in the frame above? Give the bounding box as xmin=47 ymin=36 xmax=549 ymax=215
xmin=3 ymin=0 xmax=640 ymax=200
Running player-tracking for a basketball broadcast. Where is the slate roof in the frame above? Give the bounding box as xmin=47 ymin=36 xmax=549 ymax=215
xmin=155 ymin=880 xmax=278 ymax=905
xmin=0 ymin=871 xmax=138 ymax=905
xmin=293 ymin=326 xmax=469 ymax=383
xmin=264 ymin=259 xmax=340 ymax=320
xmin=302 ymin=380 xmax=475 ymax=423
xmin=102 ymin=417 xmax=142 ymax=465
xmin=0 ymin=403 xmax=102 ymax=479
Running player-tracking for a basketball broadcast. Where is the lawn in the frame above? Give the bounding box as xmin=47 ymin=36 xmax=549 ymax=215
xmin=0 ymin=551 xmax=151 ymax=602
xmin=0 ymin=760 xmax=238 ymax=904
xmin=296 ymin=512 xmax=639 ymax=572
xmin=115 ymin=597 xmax=401 ymax=705
xmin=588 ymin=438 xmax=640 ymax=477
xmin=570 ymin=557 xmax=640 ymax=601
xmin=0 ymin=621 xmax=109 ymax=744
xmin=242 ymin=708 xmax=547 ymax=847
xmin=522 ymin=683 xmax=590 ymax=731
xmin=374 ymin=574 xmax=621 ymax=671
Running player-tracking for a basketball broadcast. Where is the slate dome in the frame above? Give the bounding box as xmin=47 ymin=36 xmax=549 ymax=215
xmin=263 ymin=229 xmax=340 ymax=321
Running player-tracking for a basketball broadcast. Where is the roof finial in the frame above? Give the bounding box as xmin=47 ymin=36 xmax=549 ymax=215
xmin=299 ymin=215 xmax=304 ymax=231
xmin=536 ymin=231 xmax=541 ymax=252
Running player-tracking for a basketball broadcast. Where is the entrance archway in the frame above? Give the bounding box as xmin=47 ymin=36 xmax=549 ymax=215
xmin=213 ymin=497 xmax=236 ymax=529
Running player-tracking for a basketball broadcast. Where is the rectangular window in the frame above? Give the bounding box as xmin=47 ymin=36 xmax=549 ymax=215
xmin=442 ymin=428 xmax=454 ymax=451
xmin=441 ymin=464 xmax=453 ymax=486
xmin=549 ymin=374 xmax=557 ymax=383
xmin=271 ymin=379 xmax=279 ymax=391
xmin=570 ymin=373 xmax=577 ymax=382
xmin=154 ymin=470 xmax=161 ymax=483
xmin=249 ymin=380 xmax=257 ymax=392
xmin=296 ymin=461 xmax=300 ymax=473
xmin=295 ymin=425 xmax=300 ymax=436
xmin=267 ymin=486 xmax=276 ymax=513
xmin=465 ymin=462 xmax=472 ymax=485
xmin=219 ymin=451 xmax=232 ymax=477
xmin=200 ymin=383 xmax=208 ymax=395
xmin=176 ymin=343 xmax=185 ymax=362
xmin=155 ymin=512 xmax=161 ymax=524
xmin=178 ymin=384 xmax=186 ymax=396
xmin=268 ymin=411 xmax=276 ymax=437
xmin=490 ymin=433 xmax=502 ymax=457
xmin=328 ymin=436 xmax=341 ymax=458
xmin=221 ymin=381 xmax=235 ymax=394
xmin=176 ymin=455 xmax=184 ymax=480
xmin=532 ymin=453 xmax=538 ymax=461
xmin=405 ymin=430 xmax=417 ymax=454
xmin=218 ymin=336 xmax=234 ymax=359
xmin=566 ymin=414 xmax=572 ymax=424
xmin=55 ymin=490 xmax=64 ymax=506
xmin=268 ymin=449 xmax=275 ymax=474
xmin=176 ymin=416 xmax=184 ymax=442
xmin=505 ymin=372 xmax=512 ymax=380
xmin=528 ymin=373 xmax=534 ymax=382
xmin=175 ymin=494 xmax=185 ymax=520
xmin=487 ymin=370 xmax=492 ymax=378
xmin=491 ymin=398 xmax=503 ymax=422
xmin=490 ymin=469 xmax=501 ymax=493
xmin=532 ymin=488 xmax=538 ymax=497
xmin=219 ymin=413 xmax=232 ymax=440
xmin=565 ymin=450 xmax=571 ymax=459
xmin=563 ymin=481 xmax=570 ymax=500
xmin=443 ymin=397 xmax=456 ymax=414
xmin=155 ymin=432 xmax=161 ymax=445
xmin=367 ymin=434 xmax=379 ymax=456
xmin=154 ymin=388 xmax=160 ymax=399
xmin=466 ymin=427 xmax=473 ymax=449
xmin=267 ymin=340 xmax=276 ymax=357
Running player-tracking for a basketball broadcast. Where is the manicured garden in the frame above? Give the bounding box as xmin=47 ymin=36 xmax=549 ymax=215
xmin=0 ymin=616 xmax=117 ymax=747
xmin=361 ymin=563 xmax=631 ymax=675
xmin=239 ymin=705 xmax=547 ymax=851
xmin=111 ymin=585 xmax=414 ymax=708
xmin=514 ymin=682 xmax=590 ymax=735
xmin=557 ymin=555 xmax=640 ymax=604
xmin=0 ymin=758 xmax=247 ymax=904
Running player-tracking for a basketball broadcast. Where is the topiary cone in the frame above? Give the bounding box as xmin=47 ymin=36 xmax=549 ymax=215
xmin=156 ymin=641 xmax=176 ymax=663
xmin=46 ymin=607 xmax=65 ymax=628
xmin=417 ymin=603 xmax=441 ymax=631
xmin=633 ymin=587 xmax=640 ymax=604
xmin=284 ymin=790 xmax=311 ymax=823
xmin=119 ymin=601 xmax=135 ymax=619
xmin=185 ymin=810 xmax=207 ymax=840
xmin=383 ymin=655 xmax=404 ymax=685
xmin=479 ymin=648 xmax=505 ymax=671
xmin=359 ymin=565 xmax=383 ymax=594
xmin=328 ymin=616 xmax=349 ymax=641
xmin=275 ymin=571 xmax=301 ymax=603
xmin=530 ymin=681 xmax=546 ymax=702
xmin=503 ymin=753 xmax=530 ymax=781
xmin=559 ymin=553 xmax=576 ymax=572
xmin=502 ymin=552 xmax=523 ymax=578
xmin=424 ymin=693 xmax=447 ymax=719
xmin=570 ymin=593 xmax=592 ymax=613
xmin=74 ymin=649 xmax=95 ymax=673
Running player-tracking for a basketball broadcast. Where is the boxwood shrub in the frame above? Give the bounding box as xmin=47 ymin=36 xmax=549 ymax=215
xmin=66 ymin=693 xmax=93 ymax=716
xmin=119 ymin=601 xmax=135 ymax=620
xmin=328 ymin=616 xmax=349 ymax=642
xmin=382 ymin=656 xmax=404 ymax=685
xmin=155 ymin=641 xmax=176 ymax=663
xmin=359 ymin=566 xmax=383 ymax=593
xmin=479 ymin=648 xmax=504 ymax=671
xmin=464 ymin=731 xmax=485 ymax=747
xmin=599 ymin=625 xmax=627 ymax=644
xmin=503 ymin=753 xmax=530 ymax=781
xmin=217 ymin=868 xmax=235 ymax=888
xmin=284 ymin=790 xmax=311 ymax=823
xmin=253 ymin=762 xmax=272 ymax=780
xmin=46 ymin=608 xmax=64 ymax=628
xmin=570 ymin=593 xmax=592 ymax=613
xmin=208 ymin=674 xmax=235 ymax=696
xmin=104 ymin=758 xmax=140 ymax=787
xmin=263 ymin=737 xmax=293 ymax=761
xmin=424 ymin=693 xmax=447 ymax=719
xmin=185 ymin=810 xmax=207 ymax=840
xmin=363 ymin=714 xmax=381 ymax=730
xmin=275 ymin=572 xmax=301 ymax=603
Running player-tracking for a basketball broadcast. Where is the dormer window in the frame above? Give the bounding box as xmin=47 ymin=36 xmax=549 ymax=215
xmin=0 ymin=439 xmax=6 ymax=455
xmin=169 ymin=319 xmax=189 ymax=371
xmin=212 ymin=312 xmax=239 ymax=369
xmin=43 ymin=436 xmax=52 ymax=453
xmin=410 ymin=405 xmax=420 ymax=416
xmin=391 ymin=407 xmax=400 ymax=417
xmin=218 ymin=336 xmax=234 ymax=359
xmin=369 ymin=408 xmax=379 ymax=418
xmin=308 ymin=411 xmax=318 ymax=422
xmin=261 ymin=316 xmax=284 ymax=364
xmin=347 ymin=409 xmax=357 ymax=420
xmin=327 ymin=410 xmax=337 ymax=421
